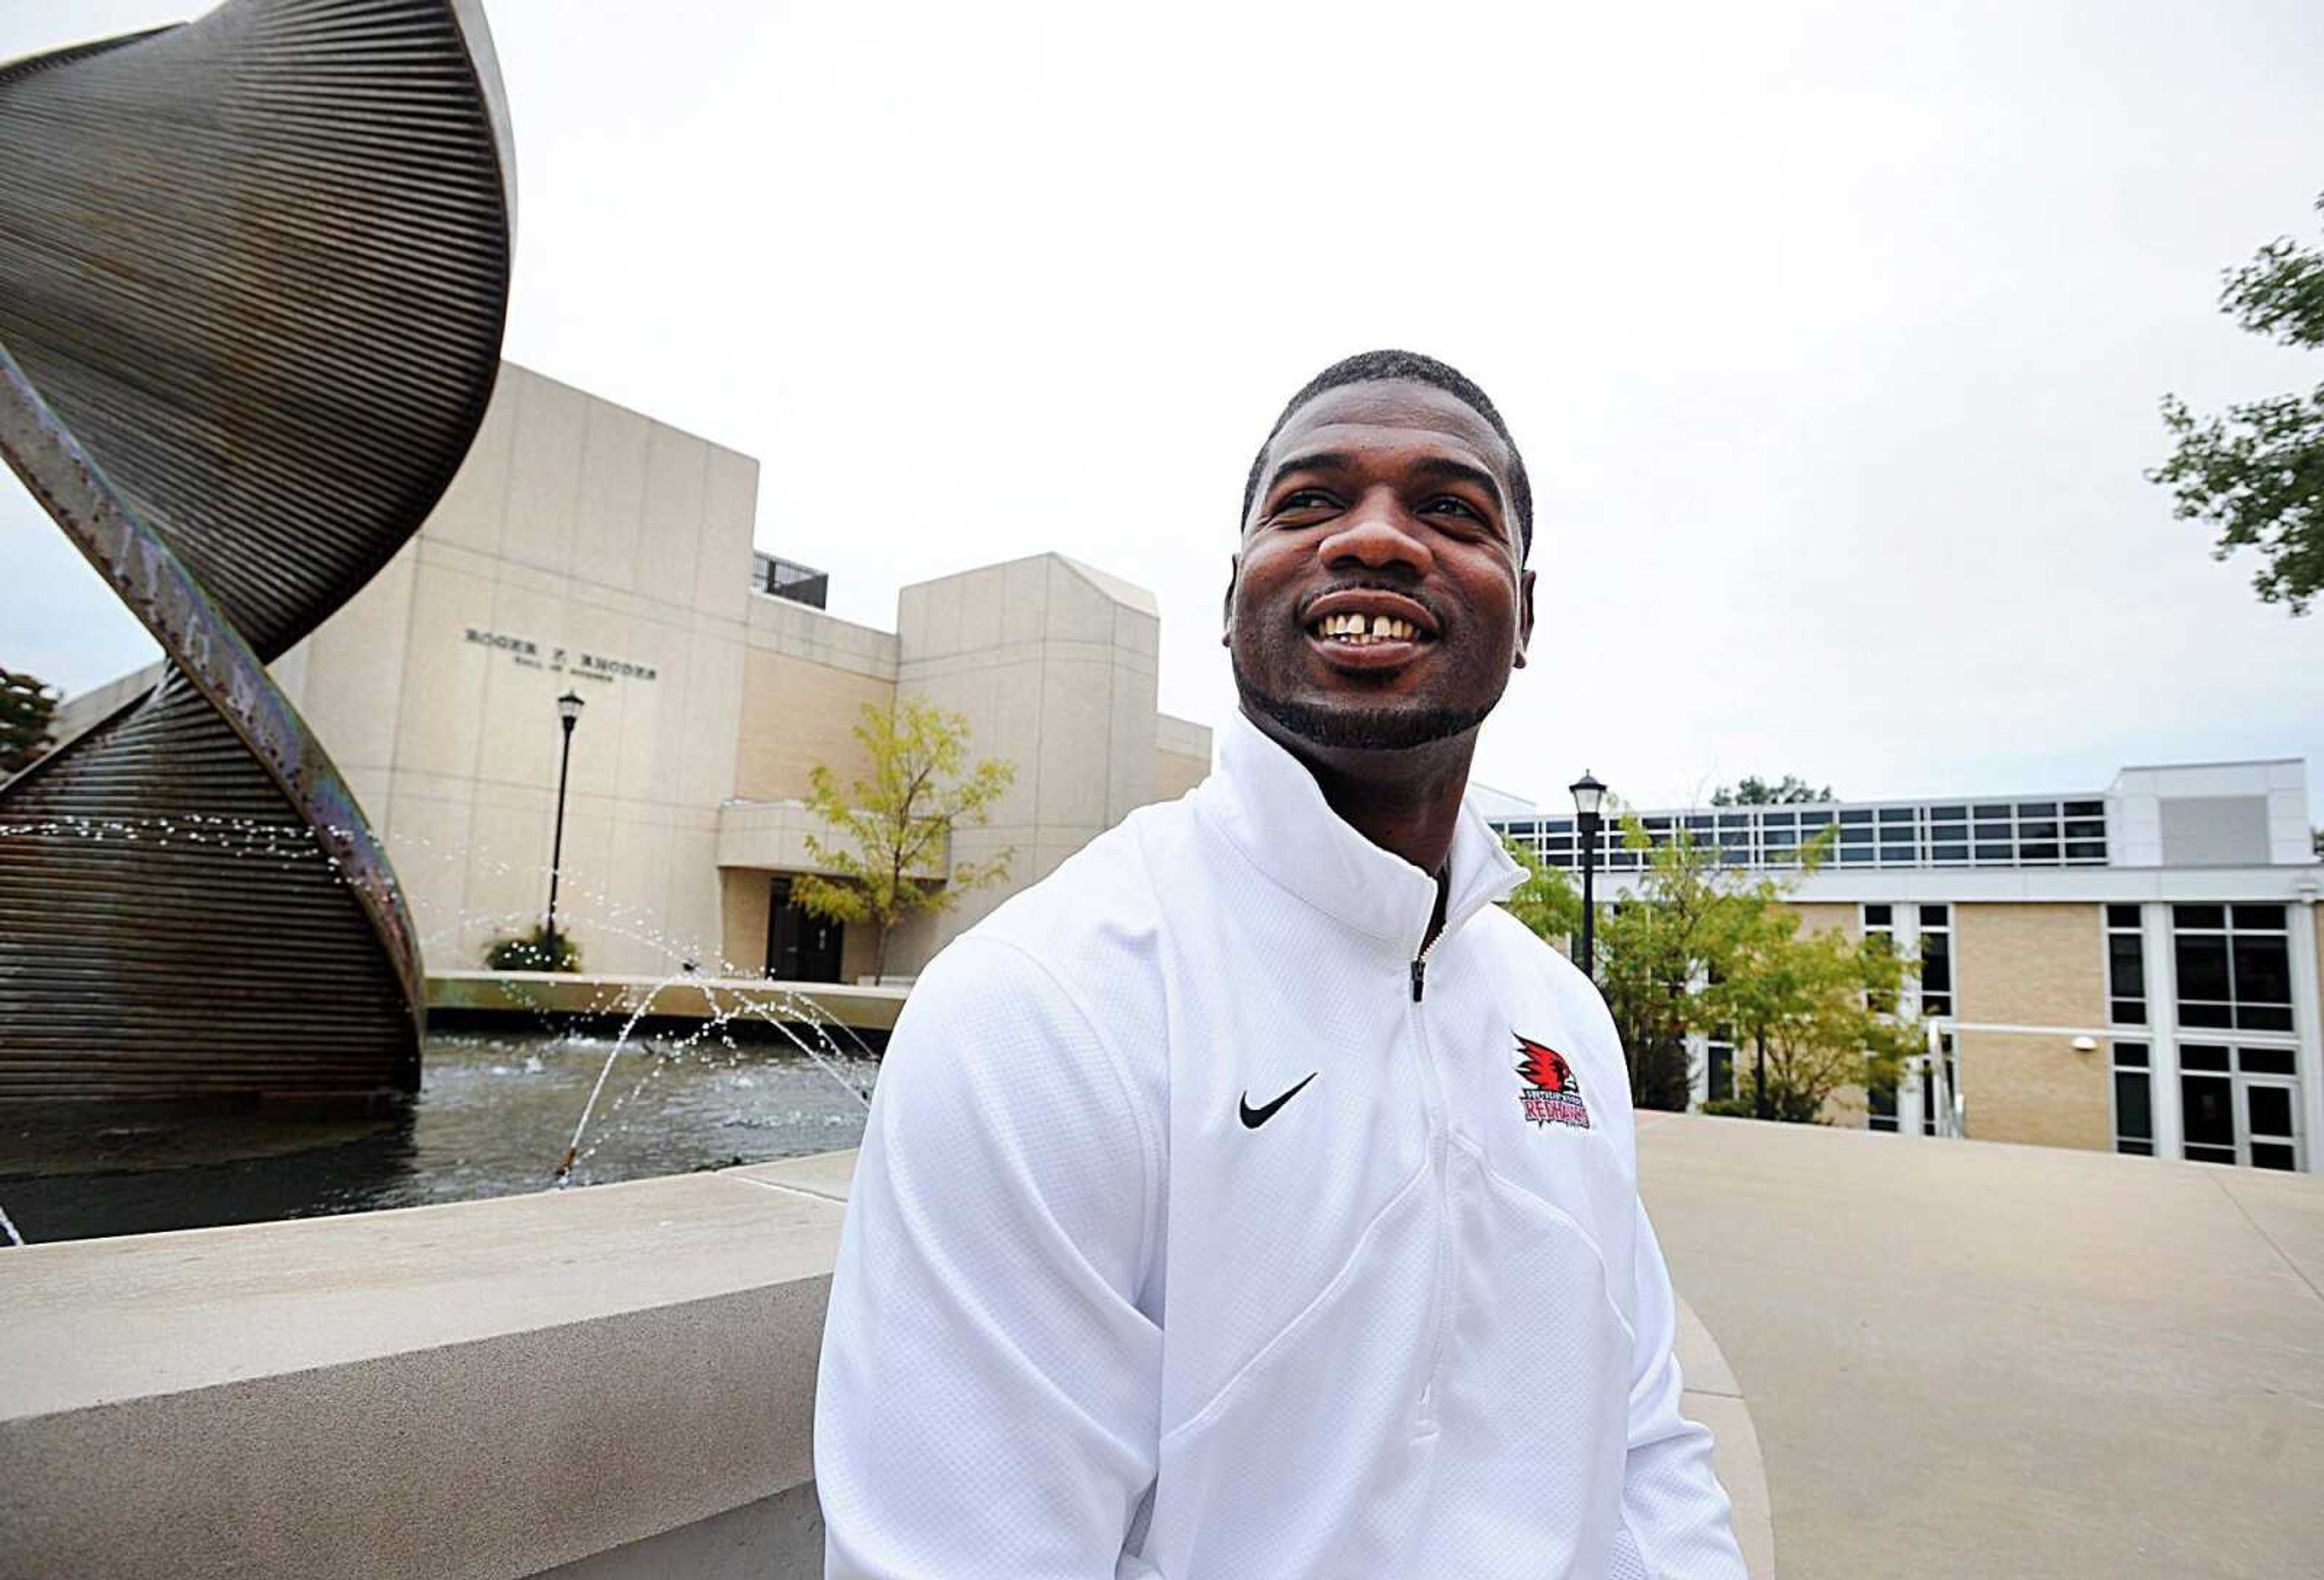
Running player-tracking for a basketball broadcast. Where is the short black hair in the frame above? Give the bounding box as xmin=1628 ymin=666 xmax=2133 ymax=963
xmin=1241 ymin=349 xmax=1532 ymax=562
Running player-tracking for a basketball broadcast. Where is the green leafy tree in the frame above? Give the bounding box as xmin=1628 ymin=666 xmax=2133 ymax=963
xmin=1586 ymin=821 xmax=1776 ymax=1110
xmin=1711 ymin=773 xmax=1832 ymax=806
xmin=1 ymin=666 xmax=60 ymax=777
xmin=1706 ymin=911 xmax=1919 ymax=1123
xmin=2150 ymin=190 xmax=2324 ymax=614
xmin=1500 ymin=834 xmax=1583 ymax=953
xmin=791 ymin=698 xmax=1016 ymax=982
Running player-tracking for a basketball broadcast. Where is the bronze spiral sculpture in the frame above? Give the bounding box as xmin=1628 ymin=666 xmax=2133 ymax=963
xmin=0 ymin=0 xmax=515 ymax=1100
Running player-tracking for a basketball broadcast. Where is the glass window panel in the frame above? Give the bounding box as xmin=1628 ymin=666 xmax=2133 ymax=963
xmin=1929 ymin=805 xmax=1968 ymax=821
xmin=2064 ymin=800 xmax=2104 ymax=816
xmin=2020 ymin=822 xmax=2060 ymax=842
xmin=2240 ymin=1047 xmax=2296 ymax=1076
xmin=2246 ymin=1084 xmax=2294 ymax=1137
xmin=1878 ymin=807 xmax=1914 ymax=824
xmin=2117 ymin=1139 xmax=2155 ymax=1156
xmin=2107 ymin=934 xmax=2145 ymax=998
xmin=2185 ymin=1144 xmax=2238 ymax=1165
xmin=1762 ymin=811 xmax=1797 ymax=828
xmin=1975 ymin=844 xmax=2014 ymax=862
xmin=1684 ymin=814 xmax=1713 ymax=830
xmin=2251 ymin=1143 xmax=2298 ymax=1172
xmin=1642 ymin=816 xmax=1671 ymax=831
xmin=2021 ymin=842 xmax=2060 ymax=861
xmin=1920 ymin=937 xmax=1952 ymax=995
xmin=1799 ymin=810 xmax=1833 ymax=826
xmin=2106 ymin=904 xmax=2141 ymax=929
xmin=2064 ymin=819 xmax=2106 ymax=841
xmin=2066 ymin=842 xmax=2109 ymax=862
xmin=2015 ymin=801 xmax=2058 ymax=818
xmin=1974 ymin=822 xmax=2012 ymax=841
xmin=2112 ymin=1040 xmax=2150 ymax=1067
xmin=2111 ymin=997 xmax=2147 ymax=1025
xmin=2231 ymin=934 xmax=2291 ymax=1008
xmin=2181 ymin=1001 xmax=2233 ymax=1028
xmin=2173 ymin=904 xmax=2226 ymax=931
xmin=2175 ymin=935 xmax=2231 ymax=1002
xmin=1546 ymin=817 xmax=1573 ymax=833
xmin=1919 ymin=905 xmax=1950 ymax=927
xmin=1931 ymin=842 xmax=1968 ymax=862
xmin=1839 ymin=809 xmax=1873 ymax=825
xmin=1718 ymin=813 xmax=1750 ymax=828
xmin=1923 ymin=992 xmax=1952 ymax=1017
xmin=1863 ymin=904 xmax=1893 ymax=926
xmin=2180 ymin=1044 xmax=2231 ymax=1071
xmin=2181 ymin=1074 xmax=2235 ymax=1152
xmin=2238 ymin=1004 xmax=2294 ymax=1032
xmin=2113 ymin=1070 xmax=2153 ymax=1144
xmin=1974 ymin=803 xmax=2011 ymax=818
xmin=2231 ymin=904 xmax=2286 ymax=931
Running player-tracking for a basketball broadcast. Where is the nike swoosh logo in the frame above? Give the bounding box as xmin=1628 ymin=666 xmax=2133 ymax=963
xmin=1239 ymin=1071 xmax=1318 ymax=1129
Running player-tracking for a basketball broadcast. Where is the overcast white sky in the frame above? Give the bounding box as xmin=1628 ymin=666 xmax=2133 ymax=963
xmin=7 ymin=0 xmax=2322 ymax=821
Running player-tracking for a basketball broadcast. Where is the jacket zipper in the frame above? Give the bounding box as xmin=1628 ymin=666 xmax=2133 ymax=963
xmin=1407 ymin=933 xmax=1452 ymax=1429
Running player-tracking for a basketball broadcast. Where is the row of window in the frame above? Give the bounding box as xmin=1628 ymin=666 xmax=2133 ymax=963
xmin=2105 ymin=903 xmax=2294 ymax=1034
xmin=2113 ymin=1040 xmax=2303 ymax=1170
xmin=1498 ymin=797 xmax=2109 ymax=872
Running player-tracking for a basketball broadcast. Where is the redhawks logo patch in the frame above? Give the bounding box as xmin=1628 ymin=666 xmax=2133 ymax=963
xmin=1514 ymin=1034 xmax=1590 ymax=1129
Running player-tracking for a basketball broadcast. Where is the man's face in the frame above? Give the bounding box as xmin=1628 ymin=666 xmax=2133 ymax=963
xmin=1226 ymin=379 xmax=1535 ymax=756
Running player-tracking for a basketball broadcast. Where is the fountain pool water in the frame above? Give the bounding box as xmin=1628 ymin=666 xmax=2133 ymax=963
xmin=0 ymin=1024 xmax=879 ymax=1245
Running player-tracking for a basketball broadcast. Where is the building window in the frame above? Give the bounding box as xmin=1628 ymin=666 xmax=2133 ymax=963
xmin=2179 ymin=1043 xmax=2304 ymax=1170
xmin=2106 ymin=904 xmax=2146 ymax=1026
xmin=2173 ymin=905 xmax=2293 ymax=1032
xmin=1490 ymin=795 xmax=2106 ymax=873
xmin=1917 ymin=903 xmax=1952 ymax=1018
xmin=1866 ymin=1054 xmax=1899 ymax=1133
xmin=2112 ymin=1040 xmax=2154 ymax=1156
xmin=1705 ymin=1031 xmax=1735 ymax=1103
xmin=1862 ymin=905 xmax=1897 ymax=1014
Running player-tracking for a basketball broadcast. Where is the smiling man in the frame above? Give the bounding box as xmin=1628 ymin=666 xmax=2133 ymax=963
xmin=815 ymin=350 xmax=1746 ymax=1578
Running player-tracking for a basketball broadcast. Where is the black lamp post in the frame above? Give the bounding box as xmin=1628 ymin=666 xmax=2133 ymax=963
xmin=542 ymin=690 xmax=584 ymax=969
xmin=1569 ymin=770 xmax=1606 ymax=979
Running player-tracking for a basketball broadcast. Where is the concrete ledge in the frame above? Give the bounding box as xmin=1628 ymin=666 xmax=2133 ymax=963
xmin=0 ymin=1170 xmax=845 ymax=1580
xmin=428 ymin=970 xmax=907 ymax=1032
xmin=1 ymin=1145 xmax=1779 ymax=1579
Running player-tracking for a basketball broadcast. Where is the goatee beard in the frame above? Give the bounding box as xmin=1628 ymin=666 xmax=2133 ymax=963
xmin=1232 ymin=655 xmax=1499 ymax=752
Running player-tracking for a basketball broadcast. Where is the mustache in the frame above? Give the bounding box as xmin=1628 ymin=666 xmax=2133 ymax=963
xmin=1293 ymin=579 xmax=1447 ymax=629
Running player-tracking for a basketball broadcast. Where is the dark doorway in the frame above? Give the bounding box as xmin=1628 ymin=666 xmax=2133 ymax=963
xmin=766 ymin=877 xmax=844 ymax=983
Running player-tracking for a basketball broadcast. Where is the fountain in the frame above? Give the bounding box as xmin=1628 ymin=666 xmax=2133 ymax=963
xmin=0 ymin=0 xmax=514 ymax=1100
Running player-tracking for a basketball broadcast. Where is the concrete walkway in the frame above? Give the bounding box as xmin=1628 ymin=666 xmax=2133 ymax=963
xmin=1638 ymin=1114 xmax=2324 ymax=1580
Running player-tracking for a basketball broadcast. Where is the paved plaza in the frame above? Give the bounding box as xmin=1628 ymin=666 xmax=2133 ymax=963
xmin=1643 ymin=1114 xmax=2324 ymax=1579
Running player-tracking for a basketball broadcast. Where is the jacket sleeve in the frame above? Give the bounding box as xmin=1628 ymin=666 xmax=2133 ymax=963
xmin=1613 ymin=1198 xmax=1750 ymax=1578
xmin=813 ymin=934 xmax=1164 ymax=1579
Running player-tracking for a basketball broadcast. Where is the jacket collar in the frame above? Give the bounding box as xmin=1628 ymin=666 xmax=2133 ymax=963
xmin=1196 ymin=706 xmax=1525 ymax=957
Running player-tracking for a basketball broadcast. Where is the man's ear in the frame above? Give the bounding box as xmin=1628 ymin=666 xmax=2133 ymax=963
xmin=1513 ymin=567 xmax=1535 ymax=669
xmin=1220 ymin=552 xmax=1239 ymax=647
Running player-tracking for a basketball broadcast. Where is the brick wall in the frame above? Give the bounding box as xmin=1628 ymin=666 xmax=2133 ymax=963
xmin=1958 ymin=1029 xmax=2111 ymax=1151
xmin=1955 ymin=903 xmax=2104 ymax=1028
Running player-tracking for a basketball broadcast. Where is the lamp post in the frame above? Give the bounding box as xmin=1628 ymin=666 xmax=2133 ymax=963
xmin=542 ymin=690 xmax=584 ymax=969
xmin=1569 ymin=769 xmax=1606 ymax=980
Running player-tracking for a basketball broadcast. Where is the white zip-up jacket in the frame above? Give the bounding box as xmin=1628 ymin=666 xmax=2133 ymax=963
xmin=815 ymin=708 xmax=1746 ymax=1578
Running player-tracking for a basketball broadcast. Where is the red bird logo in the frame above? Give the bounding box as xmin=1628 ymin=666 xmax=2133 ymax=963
xmin=1514 ymin=1034 xmax=1590 ymax=1129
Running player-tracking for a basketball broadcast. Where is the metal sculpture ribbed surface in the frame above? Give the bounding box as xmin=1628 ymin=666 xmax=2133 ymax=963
xmin=0 ymin=0 xmax=515 ymax=1100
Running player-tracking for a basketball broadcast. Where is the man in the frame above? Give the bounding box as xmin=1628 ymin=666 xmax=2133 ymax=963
xmin=815 ymin=350 xmax=1745 ymax=1578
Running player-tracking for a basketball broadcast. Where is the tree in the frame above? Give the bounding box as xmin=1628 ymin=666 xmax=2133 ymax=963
xmin=1584 ymin=821 xmax=1784 ymax=1110
xmin=1711 ymin=773 xmax=1832 ymax=806
xmin=2150 ymin=190 xmax=2324 ymax=615
xmin=1500 ymin=834 xmax=1582 ymax=954
xmin=1 ymin=667 xmax=59 ymax=777
xmin=1705 ymin=910 xmax=1919 ymax=1123
xmin=791 ymin=698 xmax=1016 ymax=982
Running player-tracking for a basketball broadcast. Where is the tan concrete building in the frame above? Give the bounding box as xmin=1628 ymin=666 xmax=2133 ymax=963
xmin=1497 ymin=765 xmax=2324 ymax=1174
xmin=260 ymin=364 xmax=1209 ymax=985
